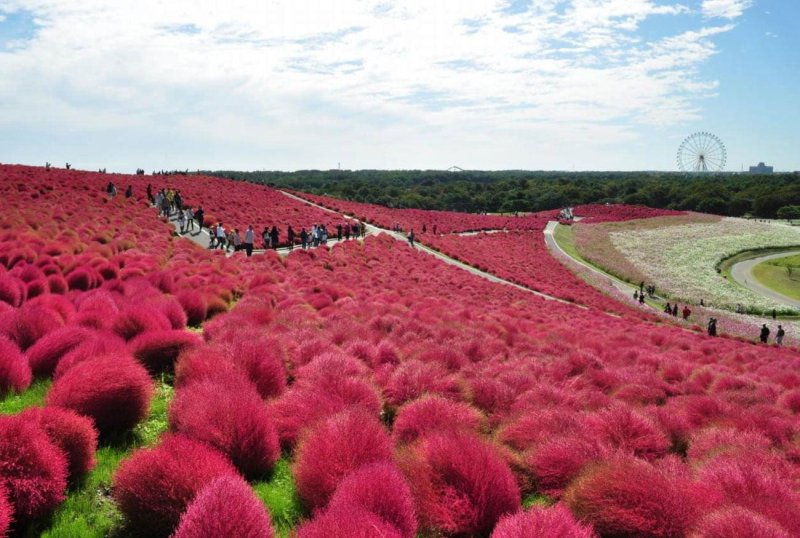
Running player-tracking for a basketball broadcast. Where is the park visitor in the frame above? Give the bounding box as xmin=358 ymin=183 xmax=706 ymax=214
xmin=244 ymin=225 xmax=254 ymax=257
xmin=776 ymin=325 xmax=785 ymax=346
xmin=760 ymin=324 xmax=770 ymax=344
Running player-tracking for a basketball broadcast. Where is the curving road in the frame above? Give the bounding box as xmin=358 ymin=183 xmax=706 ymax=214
xmin=729 ymin=250 xmax=800 ymax=309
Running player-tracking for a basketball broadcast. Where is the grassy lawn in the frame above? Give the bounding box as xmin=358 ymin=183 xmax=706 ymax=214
xmin=752 ymin=254 xmax=800 ymax=301
xmin=717 ymin=247 xmax=800 ymax=280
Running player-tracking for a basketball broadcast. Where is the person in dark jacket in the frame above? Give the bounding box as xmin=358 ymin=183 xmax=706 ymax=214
xmin=760 ymin=324 xmax=770 ymax=344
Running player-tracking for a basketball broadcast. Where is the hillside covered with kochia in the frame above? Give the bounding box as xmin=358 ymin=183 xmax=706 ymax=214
xmin=1 ymin=164 xmax=799 ymax=538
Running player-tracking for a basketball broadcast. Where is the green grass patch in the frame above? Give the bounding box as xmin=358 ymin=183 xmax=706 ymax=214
xmin=0 ymin=378 xmax=51 ymax=415
xmin=553 ymin=224 xmax=580 ymax=260
xmin=24 ymin=375 xmax=174 ymax=537
xmin=253 ymin=458 xmax=304 ymax=538
xmin=522 ymin=492 xmax=554 ymax=509
xmin=752 ymin=254 xmax=800 ymax=301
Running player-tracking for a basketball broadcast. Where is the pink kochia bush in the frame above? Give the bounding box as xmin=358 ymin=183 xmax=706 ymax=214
xmin=295 ymin=505 xmax=405 ymax=538
xmin=565 ymin=456 xmax=699 ymax=537
xmin=690 ymin=506 xmax=793 ymax=538
xmin=112 ymin=435 xmax=239 ymax=537
xmin=0 ymin=336 xmax=31 ymax=397
xmin=0 ymin=483 xmax=12 ymax=537
xmin=21 ymin=407 xmax=98 ymax=481
xmin=320 ymin=463 xmax=418 ymax=538
xmin=0 ymin=416 xmax=68 ymax=523
xmin=392 ymin=395 xmax=485 ymax=445
xmin=168 ymin=377 xmax=280 ymax=479
xmin=46 ymin=354 xmax=153 ymax=435
xmin=293 ymin=409 xmax=394 ymax=511
xmin=491 ymin=504 xmax=595 ymax=538
xmin=399 ymin=431 xmax=520 ymax=536
xmin=129 ymin=329 xmax=202 ymax=373
xmin=24 ymin=326 xmax=94 ymax=377
xmin=173 ymin=475 xmax=275 ymax=538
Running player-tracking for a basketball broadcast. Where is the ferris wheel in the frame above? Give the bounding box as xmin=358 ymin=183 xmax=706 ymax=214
xmin=677 ymin=132 xmax=727 ymax=173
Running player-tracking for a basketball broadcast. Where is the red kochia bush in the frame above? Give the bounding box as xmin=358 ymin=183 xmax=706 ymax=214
xmin=392 ymin=395 xmax=485 ymax=445
xmin=399 ymin=431 xmax=520 ymax=536
xmin=296 ymin=506 xmax=404 ymax=538
xmin=22 ymin=407 xmax=98 ymax=480
xmin=0 ymin=336 xmax=32 ymax=396
xmin=52 ymin=333 xmax=128 ymax=379
xmin=111 ymin=305 xmax=172 ymax=341
xmin=324 ymin=462 xmax=417 ymax=538
xmin=25 ymin=326 xmax=94 ymax=377
xmin=525 ymin=435 xmax=604 ymax=497
xmin=584 ymin=405 xmax=671 ymax=460
xmin=176 ymin=290 xmax=207 ymax=326
xmin=168 ymin=377 xmax=280 ymax=479
xmin=690 ymin=506 xmax=792 ymax=538
xmin=293 ymin=409 xmax=394 ymax=511
xmin=565 ymin=456 xmax=698 ymax=537
xmin=129 ymin=330 xmax=202 ymax=373
xmin=0 ymin=483 xmax=12 ymax=537
xmin=173 ymin=474 xmax=275 ymax=538
xmin=223 ymin=336 xmax=287 ymax=400
xmin=46 ymin=354 xmax=153 ymax=435
xmin=112 ymin=435 xmax=239 ymax=537
xmin=491 ymin=504 xmax=595 ymax=538
xmin=0 ymin=416 xmax=68 ymax=523
xmin=10 ymin=303 xmax=64 ymax=350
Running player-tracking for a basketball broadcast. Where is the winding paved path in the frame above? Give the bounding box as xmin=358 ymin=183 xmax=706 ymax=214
xmin=730 ymin=250 xmax=800 ymax=309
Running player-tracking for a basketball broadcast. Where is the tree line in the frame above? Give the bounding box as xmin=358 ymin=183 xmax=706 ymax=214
xmin=201 ymin=169 xmax=800 ymax=219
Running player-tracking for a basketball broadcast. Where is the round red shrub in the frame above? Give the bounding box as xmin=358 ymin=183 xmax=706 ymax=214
xmin=66 ymin=268 xmax=94 ymax=291
xmin=491 ymin=504 xmax=595 ymax=538
xmin=270 ymin=375 xmax=382 ymax=449
xmin=0 ymin=275 xmax=23 ymax=307
xmin=0 ymin=415 xmax=68 ymax=523
xmin=325 ymin=462 xmax=417 ymax=538
xmin=399 ymin=431 xmax=520 ymax=536
xmin=22 ymin=406 xmax=98 ymax=481
xmin=25 ymin=326 xmax=94 ymax=377
xmin=221 ymin=336 xmax=287 ymax=400
xmin=11 ymin=303 xmax=64 ymax=351
xmin=525 ymin=435 xmax=604 ymax=497
xmin=691 ymin=506 xmax=791 ymax=538
xmin=583 ymin=405 xmax=670 ymax=460
xmin=0 ymin=336 xmax=31 ymax=397
xmin=176 ymin=290 xmax=207 ymax=326
xmin=0 ymin=483 xmax=12 ymax=537
xmin=111 ymin=305 xmax=172 ymax=341
xmin=53 ymin=333 xmax=128 ymax=379
xmin=565 ymin=456 xmax=699 ymax=537
xmin=293 ymin=408 xmax=394 ymax=511
xmin=112 ymin=435 xmax=239 ymax=537
xmin=173 ymin=345 xmax=245 ymax=388
xmin=129 ymin=330 xmax=202 ymax=374
xmin=168 ymin=378 xmax=280 ymax=479
xmin=296 ymin=505 xmax=404 ymax=538
xmin=46 ymin=354 xmax=153 ymax=435
xmin=392 ymin=395 xmax=484 ymax=445
xmin=47 ymin=274 xmax=68 ymax=295
xmin=173 ymin=474 xmax=275 ymax=538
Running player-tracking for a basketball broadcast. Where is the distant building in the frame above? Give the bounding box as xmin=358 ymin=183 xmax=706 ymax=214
xmin=749 ymin=162 xmax=774 ymax=174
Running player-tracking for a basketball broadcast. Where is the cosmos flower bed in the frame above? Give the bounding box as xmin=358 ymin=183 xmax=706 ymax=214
xmin=2 ymin=164 xmax=800 ymax=538
xmin=594 ymin=216 xmax=800 ymax=313
xmin=291 ymin=191 xmax=560 ymax=234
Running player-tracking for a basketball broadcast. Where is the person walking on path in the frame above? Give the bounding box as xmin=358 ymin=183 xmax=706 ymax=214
xmin=682 ymin=305 xmax=691 ymax=320
xmin=672 ymin=304 xmax=678 ymax=317
xmin=262 ymin=227 xmax=270 ymax=249
xmin=344 ymin=223 xmax=351 ymax=241
xmin=244 ymin=225 xmax=255 ymax=257
xmin=270 ymin=226 xmax=279 ymax=249
xmin=707 ymin=317 xmax=717 ymax=337
xmin=407 ymin=229 xmax=415 ymax=247
xmin=336 ymin=224 xmax=343 ymax=241
xmin=146 ymin=183 xmax=153 ymax=203
xmin=125 ymin=185 xmax=133 ymax=198
xmin=638 ymin=292 xmax=645 ymax=304
xmin=215 ymin=223 xmax=227 ymax=250
xmin=300 ymin=228 xmax=309 ymax=250
xmin=231 ymin=229 xmax=241 ymax=253
xmin=634 ymin=290 xmax=639 ymax=301
xmin=776 ymin=325 xmax=785 ymax=346
xmin=177 ymin=208 xmax=186 ymax=234
xmin=664 ymin=302 xmax=672 ymax=314
xmin=760 ymin=324 xmax=770 ymax=344
xmin=287 ymin=226 xmax=295 ymax=250
xmin=194 ymin=206 xmax=204 ymax=231
xmin=185 ymin=208 xmax=195 ymax=233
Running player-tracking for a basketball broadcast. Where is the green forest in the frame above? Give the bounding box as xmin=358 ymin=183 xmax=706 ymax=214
xmin=202 ymin=169 xmax=800 ymax=218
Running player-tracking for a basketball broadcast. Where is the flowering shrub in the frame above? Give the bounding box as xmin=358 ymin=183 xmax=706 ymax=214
xmin=172 ymin=475 xmax=275 ymax=538
xmin=21 ymin=407 xmax=98 ymax=481
xmin=0 ymin=483 xmax=11 ymax=537
xmin=0 ymin=416 xmax=68 ymax=523
xmin=46 ymin=354 xmax=153 ymax=435
xmin=112 ymin=435 xmax=239 ymax=537
xmin=491 ymin=504 xmax=595 ymax=538
xmin=25 ymin=326 xmax=94 ymax=377
xmin=0 ymin=336 xmax=31 ymax=396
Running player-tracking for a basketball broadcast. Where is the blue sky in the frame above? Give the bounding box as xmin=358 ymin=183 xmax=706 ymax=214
xmin=0 ymin=0 xmax=796 ymax=172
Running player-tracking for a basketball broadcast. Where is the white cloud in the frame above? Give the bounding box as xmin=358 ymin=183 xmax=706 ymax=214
xmin=0 ymin=0 xmax=751 ymax=170
xmin=701 ymin=0 xmax=753 ymax=19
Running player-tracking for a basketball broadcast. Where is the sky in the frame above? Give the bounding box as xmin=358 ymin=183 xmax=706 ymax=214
xmin=0 ymin=0 xmax=797 ymax=172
